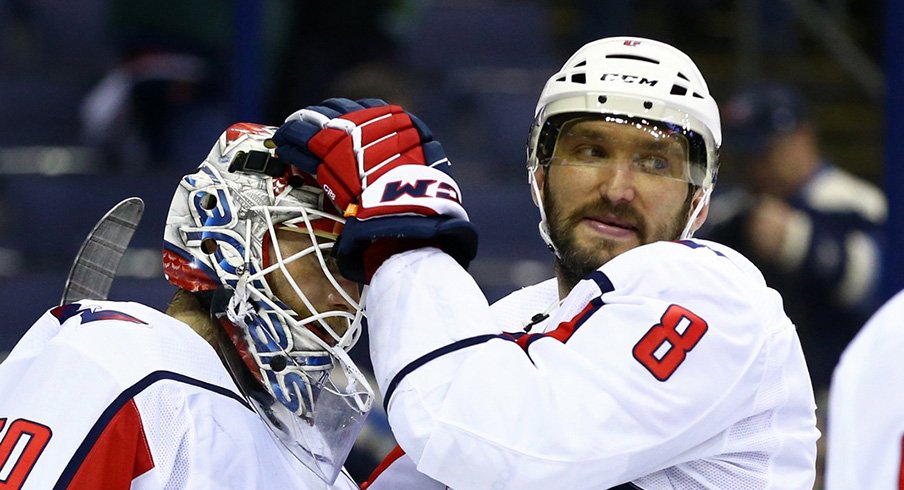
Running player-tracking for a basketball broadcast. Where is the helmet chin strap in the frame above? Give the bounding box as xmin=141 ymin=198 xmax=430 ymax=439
xmin=529 ymin=170 xmax=562 ymax=259
xmin=680 ymin=187 xmax=712 ymax=239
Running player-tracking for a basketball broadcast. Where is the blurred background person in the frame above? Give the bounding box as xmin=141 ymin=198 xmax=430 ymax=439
xmin=700 ymin=82 xmax=886 ymax=395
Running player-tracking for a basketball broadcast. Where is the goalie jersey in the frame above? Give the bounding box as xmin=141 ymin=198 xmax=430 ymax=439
xmin=0 ymin=300 xmax=356 ymax=489
xmin=363 ymin=239 xmax=819 ymax=489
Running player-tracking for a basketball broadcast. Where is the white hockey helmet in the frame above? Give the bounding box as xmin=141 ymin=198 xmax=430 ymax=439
xmin=163 ymin=123 xmax=372 ymax=483
xmin=526 ymin=36 xmax=721 ymax=241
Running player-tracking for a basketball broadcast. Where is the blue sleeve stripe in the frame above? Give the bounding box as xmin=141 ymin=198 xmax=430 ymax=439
xmin=674 ymin=239 xmax=726 ymax=257
xmin=588 ymin=270 xmax=615 ymax=294
xmin=383 ymin=334 xmax=500 ymax=413
xmin=384 ymin=273 xmax=617 ymax=413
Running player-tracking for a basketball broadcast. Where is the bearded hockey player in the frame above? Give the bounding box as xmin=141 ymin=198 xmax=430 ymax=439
xmin=273 ymin=36 xmax=819 ymax=489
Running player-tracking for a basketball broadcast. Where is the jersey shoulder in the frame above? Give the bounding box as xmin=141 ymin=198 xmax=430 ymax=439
xmin=606 ymin=238 xmax=768 ymax=291
xmin=837 ymin=289 xmax=904 ymax=370
xmin=0 ymin=300 xmax=246 ymax=489
xmin=589 ymin=239 xmax=789 ymax=335
xmin=489 ymin=278 xmax=558 ymax=331
xmin=3 ymin=299 xmax=228 ymax=397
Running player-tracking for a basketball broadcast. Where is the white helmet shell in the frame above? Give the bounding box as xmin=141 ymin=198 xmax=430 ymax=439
xmin=528 ymin=37 xmax=722 ymax=185
xmin=526 ymin=37 xmax=721 ymax=241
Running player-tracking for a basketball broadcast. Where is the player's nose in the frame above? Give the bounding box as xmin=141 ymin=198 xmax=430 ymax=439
xmin=597 ymin=161 xmax=636 ymax=204
xmin=327 ymin=276 xmax=359 ymax=310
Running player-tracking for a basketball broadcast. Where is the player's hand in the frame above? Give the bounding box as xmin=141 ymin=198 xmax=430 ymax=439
xmin=272 ymin=98 xmax=476 ymax=283
xmin=272 ymin=98 xmax=458 ymax=218
xmin=746 ymin=195 xmax=796 ymax=262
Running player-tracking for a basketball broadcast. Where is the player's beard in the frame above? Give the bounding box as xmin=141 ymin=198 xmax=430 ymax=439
xmin=544 ymin=182 xmax=691 ymax=291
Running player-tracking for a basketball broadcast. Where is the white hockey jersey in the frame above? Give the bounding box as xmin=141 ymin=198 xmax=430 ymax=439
xmin=363 ymin=239 xmax=819 ymax=489
xmin=0 ymin=300 xmax=357 ymax=489
xmin=825 ymin=289 xmax=904 ymax=489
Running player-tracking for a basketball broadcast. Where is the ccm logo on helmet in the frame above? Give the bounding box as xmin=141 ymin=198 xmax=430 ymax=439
xmin=380 ymin=179 xmax=460 ymax=203
xmin=602 ymin=73 xmax=658 ymax=86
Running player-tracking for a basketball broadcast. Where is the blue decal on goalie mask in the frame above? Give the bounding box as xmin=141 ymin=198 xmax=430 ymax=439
xmin=192 ymin=188 xmax=233 ymax=228
xmin=265 ymin=364 xmax=318 ymax=413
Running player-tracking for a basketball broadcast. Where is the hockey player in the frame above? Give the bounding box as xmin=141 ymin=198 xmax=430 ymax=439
xmin=825 ymin=289 xmax=904 ymax=488
xmin=0 ymin=123 xmax=372 ymax=488
xmin=274 ymin=37 xmax=820 ymax=489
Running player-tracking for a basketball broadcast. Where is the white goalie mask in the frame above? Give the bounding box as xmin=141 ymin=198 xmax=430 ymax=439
xmin=526 ymin=37 xmax=722 ymax=247
xmin=163 ymin=123 xmax=373 ymax=484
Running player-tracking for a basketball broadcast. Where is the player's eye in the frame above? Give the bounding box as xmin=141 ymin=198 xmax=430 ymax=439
xmin=634 ymin=155 xmax=672 ymax=175
xmin=571 ymin=144 xmax=608 ymax=163
xmin=324 ymin=254 xmax=342 ymax=276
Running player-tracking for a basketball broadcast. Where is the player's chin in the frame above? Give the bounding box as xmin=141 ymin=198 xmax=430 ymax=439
xmin=567 ymin=238 xmax=617 ymax=269
xmin=575 ymin=226 xmax=641 ymax=253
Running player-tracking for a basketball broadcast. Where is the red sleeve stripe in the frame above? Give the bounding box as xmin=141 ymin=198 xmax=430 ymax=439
xmin=898 ymin=433 xmax=904 ymax=490
xmin=517 ymin=270 xmax=614 ymax=349
xmin=65 ymin=399 xmax=154 ymax=489
xmin=517 ymin=297 xmax=604 ymax=350
xmin=360 ymin=444 xmax=406 ymax=490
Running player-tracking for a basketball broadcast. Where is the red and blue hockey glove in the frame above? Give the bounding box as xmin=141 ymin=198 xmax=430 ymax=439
xmin=272 ymin=98 xmax=477 ymax=282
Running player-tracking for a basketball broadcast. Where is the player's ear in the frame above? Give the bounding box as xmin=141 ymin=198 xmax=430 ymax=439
xmin=530 ymin=167 xmax=546 ymax=207
xmin=689 ymin=188 xmax=711 ymax=233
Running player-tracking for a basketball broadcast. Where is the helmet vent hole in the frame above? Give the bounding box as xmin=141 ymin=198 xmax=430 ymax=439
xmin=571 ymin=73 xmax=586 ymax=84
xmin=200 ymin=238 xmax=218 ymax=255
xmin=598 ymin=95 xmax=608 ymax=104
xmin=605 ymin=54 xmax=660 ymax=64
xmin=573 ymin=60 xmax=587 ymax=68
xmin=670 ymin=85 xmax=688 ymax=96
xmin=692 ymin=92 xmax=704 ymax=99
xmin=677 ymin=72 xmax=690 ymax=81
xmin=200 ymin=193 xmax=218 ymax=210
xmin=287 ymin=175 xmax=305 ymax=188
xmin=643 ymin=101 xmax=653 ymax=109
xmin=555 ymin=75 xmax=566 ymax=82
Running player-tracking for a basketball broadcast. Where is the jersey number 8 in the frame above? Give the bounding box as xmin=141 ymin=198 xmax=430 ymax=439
xmin=632 ymin=304 xmax=708 ymax=381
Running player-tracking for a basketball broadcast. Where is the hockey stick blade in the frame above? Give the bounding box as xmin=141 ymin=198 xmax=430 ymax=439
xmin=60 ymin=197 xmax=145 ymax=305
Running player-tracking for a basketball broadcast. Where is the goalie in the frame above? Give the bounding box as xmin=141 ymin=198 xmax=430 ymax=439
xmin=0 ymin=123 xmax=372 ymax=488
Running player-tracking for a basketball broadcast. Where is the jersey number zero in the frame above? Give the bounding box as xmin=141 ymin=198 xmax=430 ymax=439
xmin=0 ymin=418 xmax=52 ymax=489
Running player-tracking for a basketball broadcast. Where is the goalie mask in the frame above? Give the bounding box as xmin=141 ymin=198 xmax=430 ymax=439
xmin=163 ymin=122 xmax=373 ymax=484
xmin=527 ymin=37 xmax=722 ymax=247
